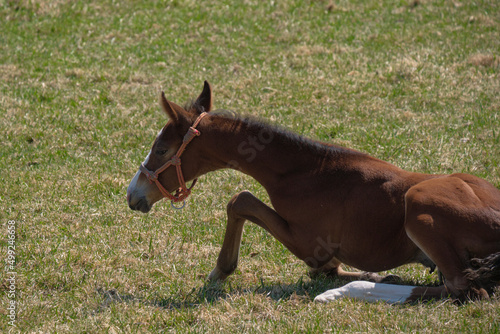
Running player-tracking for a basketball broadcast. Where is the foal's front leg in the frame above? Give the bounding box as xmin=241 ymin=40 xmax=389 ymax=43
xmin=208 ymin=191 xmax=295 ymax=281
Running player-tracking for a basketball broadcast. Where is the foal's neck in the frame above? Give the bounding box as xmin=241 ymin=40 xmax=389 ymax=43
xmin=200 ymin=114 xmax=360 ymax=189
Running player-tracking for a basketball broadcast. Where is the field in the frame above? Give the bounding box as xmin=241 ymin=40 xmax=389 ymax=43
xmin=1 ymin=0 xmax=500 ymax=332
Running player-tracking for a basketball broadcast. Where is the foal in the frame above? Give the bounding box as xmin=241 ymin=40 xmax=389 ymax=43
xmin=127 ymin=81 xmax=500 ymax=303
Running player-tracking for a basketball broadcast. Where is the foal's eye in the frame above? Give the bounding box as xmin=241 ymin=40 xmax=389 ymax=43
xmin=155 ymin=149 xmax=168 ymax=155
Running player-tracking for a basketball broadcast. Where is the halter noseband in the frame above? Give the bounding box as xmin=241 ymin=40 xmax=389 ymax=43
xmin=139 ymin=112 xmax=208 ymax=207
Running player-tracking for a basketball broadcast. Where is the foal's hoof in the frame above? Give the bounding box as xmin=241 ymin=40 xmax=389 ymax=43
xmin=360 ymin=272 xmax=401 ymax=283
xmin=207 ymin=267 xmax=229 ymax=282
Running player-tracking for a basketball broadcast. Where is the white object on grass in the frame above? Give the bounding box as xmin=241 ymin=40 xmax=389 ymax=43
xmin=314 ymin=281 xmax=416 ymax=304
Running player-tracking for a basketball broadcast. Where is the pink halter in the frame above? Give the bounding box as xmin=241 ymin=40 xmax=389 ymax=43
xmin=139 ymin=112 xmax=208 ymax=207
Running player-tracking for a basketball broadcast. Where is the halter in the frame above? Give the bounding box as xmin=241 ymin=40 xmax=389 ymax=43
xmin=139 ymin=112 xmax=208 ymax=208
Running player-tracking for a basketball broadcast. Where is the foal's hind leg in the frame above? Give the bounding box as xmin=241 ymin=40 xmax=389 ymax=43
xmin=208 ymin=191 xmax=296 ymax=281
xmin=309 ymin=258 xmax=400 ymax=283
xmin=404 ymin=177 xmax=500 ymax=299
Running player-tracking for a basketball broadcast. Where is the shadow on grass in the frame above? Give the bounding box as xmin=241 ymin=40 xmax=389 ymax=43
xmin=95 ymin=275 xmax=332 ymax=311
xmin=96 ymin=274 xmax=447 ymax=312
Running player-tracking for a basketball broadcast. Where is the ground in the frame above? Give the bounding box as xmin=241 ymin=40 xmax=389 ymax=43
xmin=1 ymin=0 xmax=499 ymax=332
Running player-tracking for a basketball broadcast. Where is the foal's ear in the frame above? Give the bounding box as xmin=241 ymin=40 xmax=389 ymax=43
xmin=193 ymin=80 xmax=212 ymax=113
xmin=159 ymin=92 xmax=188 ymax=124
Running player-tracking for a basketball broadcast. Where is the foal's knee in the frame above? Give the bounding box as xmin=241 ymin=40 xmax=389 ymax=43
xmin=227 ymin=190 xmax=255 ymax=215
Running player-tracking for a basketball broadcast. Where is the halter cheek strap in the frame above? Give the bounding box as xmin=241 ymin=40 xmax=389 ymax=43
xmin=139 ymin=112 xmax=208 ymax=206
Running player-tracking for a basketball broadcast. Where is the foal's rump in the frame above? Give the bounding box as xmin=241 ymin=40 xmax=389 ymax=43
xmin=314 ymin=175 xmax=500 ymax=304
xmin=314 ymin=173 xmax=500 ymax=304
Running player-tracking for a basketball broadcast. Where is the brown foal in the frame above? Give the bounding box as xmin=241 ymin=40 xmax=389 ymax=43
xmin=127 ymin=81 xmax=500 ymax=303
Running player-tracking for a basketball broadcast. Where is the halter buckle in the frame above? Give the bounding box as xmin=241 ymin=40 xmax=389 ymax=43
xmin=171 ymin=200 xmax=186 ymax=210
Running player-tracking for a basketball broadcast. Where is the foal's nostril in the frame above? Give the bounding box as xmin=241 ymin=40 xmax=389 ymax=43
xmin=128 ymin=196 xmax=151 ymax=213
xmin=127 ymin=192 xmax=139 ymax=211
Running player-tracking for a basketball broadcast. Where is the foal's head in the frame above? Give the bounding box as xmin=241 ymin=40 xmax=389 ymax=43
xmin=127 ymin=81 xmax=212 ymax=212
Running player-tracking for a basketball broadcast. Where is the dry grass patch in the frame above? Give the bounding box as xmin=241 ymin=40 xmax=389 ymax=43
xmin=468 ymin=53 xmax=499 ymax=68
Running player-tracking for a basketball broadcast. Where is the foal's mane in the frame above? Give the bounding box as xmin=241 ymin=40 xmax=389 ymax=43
xmin=185 ymin=99 xmax=209 ymax=115
xmin=211 ymin=109 xmax=355 ymax=156
xmin=184 ymin=99 xmax=357 ymax=156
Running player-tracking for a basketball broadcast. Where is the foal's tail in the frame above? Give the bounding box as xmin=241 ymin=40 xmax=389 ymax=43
xmin=464 ymin=251 xmax=500 ymax=297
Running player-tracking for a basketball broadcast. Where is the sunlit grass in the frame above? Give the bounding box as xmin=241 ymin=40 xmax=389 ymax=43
xmin=1 ymin=0 xmax=499 ymax=332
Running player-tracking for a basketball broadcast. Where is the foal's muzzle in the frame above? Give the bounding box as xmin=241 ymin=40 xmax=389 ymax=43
xmin=128 ymin=197 xmax=151 ymax=213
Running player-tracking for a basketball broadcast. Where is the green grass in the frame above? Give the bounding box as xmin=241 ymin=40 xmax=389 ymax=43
xmin=1 ymin=0 xmax=500 ymax=332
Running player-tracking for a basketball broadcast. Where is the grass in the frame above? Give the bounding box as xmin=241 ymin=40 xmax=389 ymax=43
xmin=1 ymin=0 xmax=499 ymax=332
